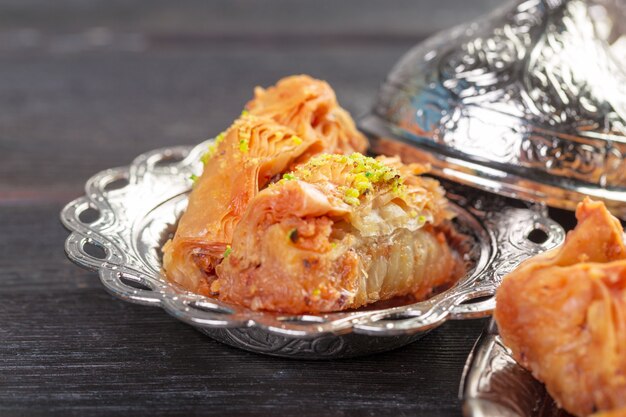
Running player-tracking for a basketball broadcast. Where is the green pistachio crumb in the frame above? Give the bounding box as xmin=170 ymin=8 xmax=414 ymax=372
xmin=202 ymin=132 xmax=226 ymax=163
xmin=288 ymin=228 xmax=298 ymax=243
xmin=299 ymin=153 xmax=407 ymax=204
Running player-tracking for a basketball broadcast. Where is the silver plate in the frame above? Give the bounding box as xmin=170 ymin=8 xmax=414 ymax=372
xmin=60 ymin=141 xmax=565 ymax=359
xmin=460 ymin=320 xmax=571 ymax=417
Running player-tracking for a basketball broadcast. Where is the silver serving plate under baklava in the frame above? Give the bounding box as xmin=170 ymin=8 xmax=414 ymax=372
xmin=361 ymin=0 xmax=626 ymax=218
xmin=460 ymin=320 xmax=572 ymax=417
xmin=60 ymin=140 xmax=564 ymax=359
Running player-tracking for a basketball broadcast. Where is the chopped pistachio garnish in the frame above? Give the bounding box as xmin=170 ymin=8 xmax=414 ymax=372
xmin=352 ymin=173 xmax=371 ymax=194
xmin=223 ymin=245 xmax=232 ymax=258
xmin=239 ymin=139 xmax=249 ymax=153
xmin=202 ymin=131 xmax=226 ymax=163
xmin=241 ymin=109 xmax=249 ymax=117
xmin=418 ymin=215 xmax=426 ymax=223
xmin=337 ymin=186 xmax=360 ymax=206
xmin=312 ymin=288 xmax=321 ymax=297
xmin=189 ymin=174 xmax=199 ymax=182
xmin=344 ymin=196 xmax=360 ymax=206
xmin=292 ymin=135 xmax=303 ymax=145
xmin=271 ymin=153 xmax=410 ymax=207
xmin=303 ymin=153 xmax=407 ymax=205
xmin=344 ymin=187 xmax=359 ymax=198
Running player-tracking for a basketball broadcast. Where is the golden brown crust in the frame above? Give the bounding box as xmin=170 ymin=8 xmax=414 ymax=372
xmin=163 ymin=116 xmax=305 ymax=292
xmin=495 ymin=198 xmax=626 ymax=417
xmin=216 ymin=154 xmax=462 ymax=314
xmin=591 ymin=407 xmax=626 ymax=417
xmin=246 ymin=74 xmax=368 ymax=156
xmin=162 ymin=75 xmax=369 ymax=294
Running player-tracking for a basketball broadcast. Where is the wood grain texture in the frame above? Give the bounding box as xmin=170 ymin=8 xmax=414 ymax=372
xmin=0 ymin=0 xmax=502 ymax=35
xmin=0 ymin=45 xmax=410 ymax=198
xmin=1 ymin=1 xmax=518 ymax=416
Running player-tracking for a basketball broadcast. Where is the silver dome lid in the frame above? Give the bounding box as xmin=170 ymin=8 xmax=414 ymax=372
xmin=361 ymin=0 xmax=626 ymax=217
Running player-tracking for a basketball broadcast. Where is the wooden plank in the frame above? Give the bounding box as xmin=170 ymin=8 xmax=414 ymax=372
xmin=0 ymin=0 xmax=502 ymax=36
xmin=0 ymin=44 xmax=410 ymax=198
xmin=1 ymin=291 xmax=485 ymax=416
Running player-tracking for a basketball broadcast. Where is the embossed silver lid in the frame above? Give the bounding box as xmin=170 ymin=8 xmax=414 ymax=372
xmin=361 ymin=0 xmax=626 ymax=218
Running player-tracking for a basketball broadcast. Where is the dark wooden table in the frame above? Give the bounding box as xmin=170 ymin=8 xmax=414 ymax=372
xmin=1 ymin=1 xmax=527 ymax=416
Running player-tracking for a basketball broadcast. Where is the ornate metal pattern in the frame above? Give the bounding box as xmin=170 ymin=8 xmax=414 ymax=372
xmin=61 ymin=142 xmax=564 ymax=359
xmin=363 ymin=0 xmax=626 ymax=217
xmin=205 ymin=328 xmax=428 ymax=359
xmin=460 ymin=320 xmax=567 ymax=417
